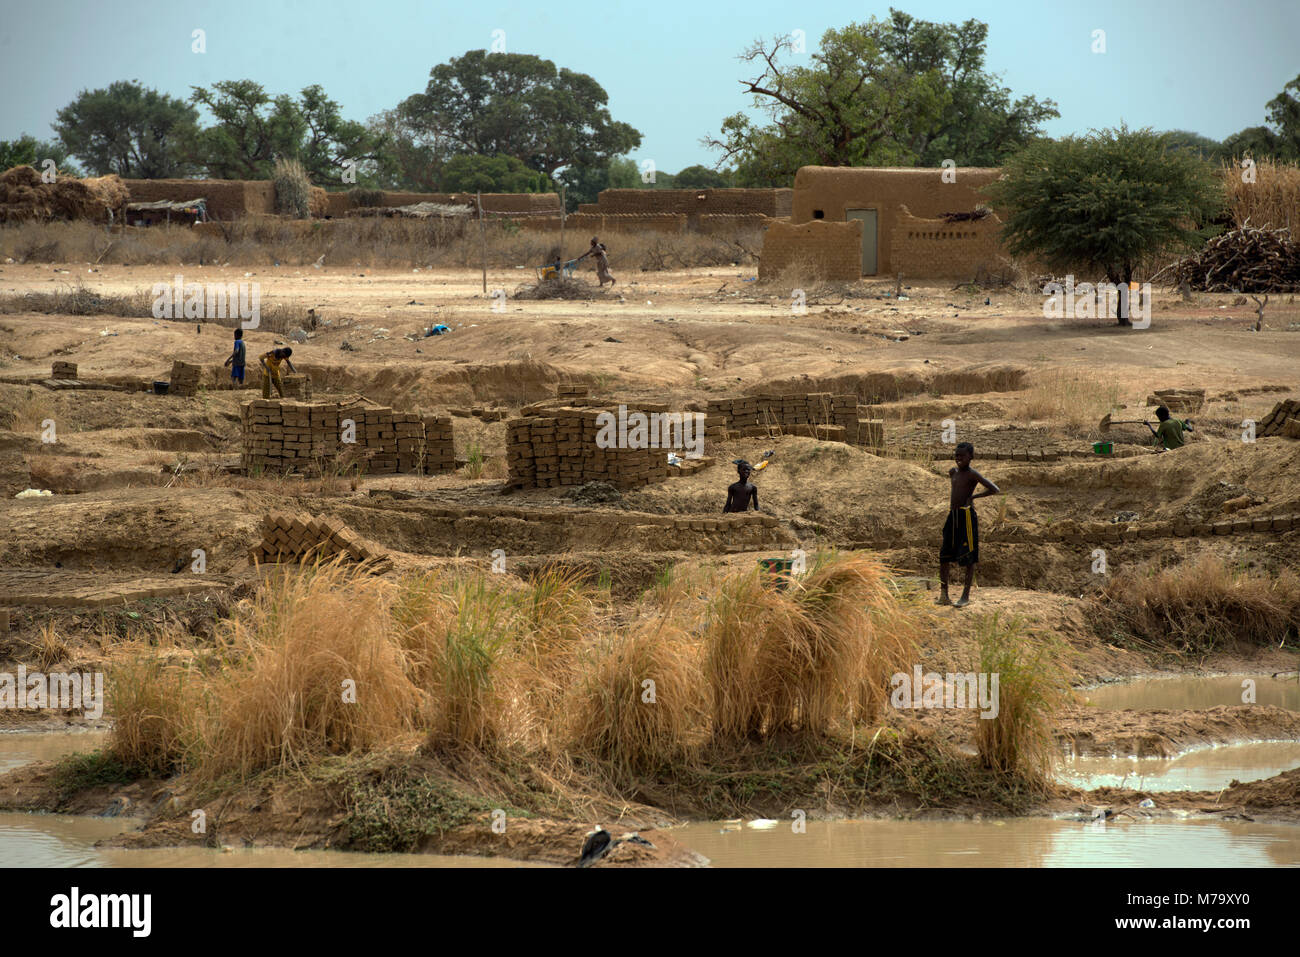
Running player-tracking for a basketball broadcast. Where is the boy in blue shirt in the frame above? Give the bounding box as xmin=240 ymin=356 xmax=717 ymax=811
xmin=223 ymin=329 xmax=247 ymax=387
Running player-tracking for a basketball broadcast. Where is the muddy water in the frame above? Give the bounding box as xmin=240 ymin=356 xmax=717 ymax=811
xmin=1057 ymin=741 xmax=1300 ymax=792
xmin=0 ymin=729 xmax=110 ymax=775
xmin=1080 ymin=675 xmax=1300 ymax=711
xmin=672 ymin=818 xmax=1300 ymax=867
xmin=0 ymin=731 xmax=544 ymax=867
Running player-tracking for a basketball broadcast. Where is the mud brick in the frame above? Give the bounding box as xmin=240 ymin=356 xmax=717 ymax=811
xmin=1271 ymin=515 xmax=1295 ymax=531
xmin=1211 ymin=521 xmax=1234 ymax=535
xmin=1121 ymin=528 xmax=1140 ymax=542
xmin=1191 ymin=523 xmax=1212 ymax=536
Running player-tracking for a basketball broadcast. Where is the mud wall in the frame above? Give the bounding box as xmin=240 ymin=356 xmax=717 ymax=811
xmin=758 ymin=219 xmax=862 ymax=281
xmin=888 ymin=206 xmax=1008 ymax=280
xmin=517 ymin=212 xmax=687 ymax=234
xmin=325 ymin=191 xmax=561 ymax=218
xmin=123 ymin=179 xmax=276 ymax=221
xmin=582 ymin=188 xmax=792 ymax=218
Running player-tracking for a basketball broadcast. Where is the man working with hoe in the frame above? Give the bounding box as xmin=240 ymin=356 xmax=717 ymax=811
xmin=1098 ymin=407 xmax=1193 ymax=451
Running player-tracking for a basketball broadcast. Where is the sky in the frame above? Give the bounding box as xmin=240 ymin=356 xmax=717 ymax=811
xmin=1 ymin=0 xmax=1297 ymax=173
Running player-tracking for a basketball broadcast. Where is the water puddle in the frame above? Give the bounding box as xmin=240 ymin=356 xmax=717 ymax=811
xmin=1056 ymin=741 xmax=1300 ymax=792
xmin=672 ymin=818 xmax=1300 ymax=867
xmin=1079 ymin=675 xmax=1300 ymax=711
xmin=0 ymin=813 xmax=546 ymax=867
xmin=0 ymin=729 xmax=110 ymax=775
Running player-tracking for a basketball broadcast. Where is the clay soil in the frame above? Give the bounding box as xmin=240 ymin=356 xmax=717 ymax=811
xmin=1 ymin=259 xmax=1299 ymax=864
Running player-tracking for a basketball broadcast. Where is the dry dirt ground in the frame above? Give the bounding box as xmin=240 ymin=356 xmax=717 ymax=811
xmin=1 ymin=260 xmax=1298 ymax=863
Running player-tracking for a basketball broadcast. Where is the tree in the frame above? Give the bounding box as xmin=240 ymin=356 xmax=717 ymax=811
xmin=673 ymin=164 xmax=733 ymax=189
xmin=52 ymin=80 xmax=199 ymax=178
xmin=0 ymin=135 xmax=80 ymax=175
xmin=983 ymin=126 xmax=1223 ymax=324
xmin=399 ymin=50 xmax=641 ymax=178
xmin=706 ymin=10 xmax=1057 ymax=185
xmin=189 ymin=81 xmax=382 ymax=183
xmin=557 ymin=155 xmax=640 ymax=209
xmin=364 ymin=108 xmax=447 ymax=191
xmin=1222 ymin=73 xmax=1300 ymax=161
xmin=1160 ymin=129 xmax=1224 ymax=161
xmin=441 ymin=154 xmax=550 ymax=193
xmin=189 ymin=80 xmax=304 ymax=179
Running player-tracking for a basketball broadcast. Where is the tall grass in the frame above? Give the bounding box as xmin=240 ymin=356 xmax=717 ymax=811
xmin=567 ymin=617 xmax=703 ymax=776
xmin=703 ymin=552 xmax=918 ymax=740
xmin=1022 ymin=368 xmax=1120 ymax=431
xmin=106 ymin=552 xmax=939 ymax=787
xmin=273 ymin=158 xmax=312 ymax=219
xmin=972 ymin=613 xmax=1071 ymax=781
xmin=1103 ymin=555 xmax=1300 ymax=654
xmin=1223 ymin=159 xmax=1300 ymax=230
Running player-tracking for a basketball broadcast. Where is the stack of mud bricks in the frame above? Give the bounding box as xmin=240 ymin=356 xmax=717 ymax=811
xmin=251 ymin=512 xmax=391 ymax=571
xmin=279 ymin=374 xmax=313 ymax=400
xmin=1259 ymin=399 xmax=1300 ymax=439
xmin=421 ymin=415 xmax=455 ymax=472
xmin=51 ymin=361 xmax=77 ymax=380
xmin=241 ymin=400 xmax=339 ymax=472
xmin=505 ymin=405 xmax=667 ymax=490
xmin=1146 ymin=388 xmax=1204 ymax=414
xmin=241 ymin=400 xmax=456 ymax=476
xmin=556 ymin=383 xmax=589 ymax=401
xmin=169 ymin=360 xmax=202 ymax=397
xmin=706 ymin=393 xmax=883 ymax=449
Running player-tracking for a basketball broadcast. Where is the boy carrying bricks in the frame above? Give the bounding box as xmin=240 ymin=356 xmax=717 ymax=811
xmin=259 ymin=347 xmax=296 ymax=399
xmin=938 ymin=442 xmax=1000 ymax=608
xmin=223 ymin=328 xmax=247 ymax=387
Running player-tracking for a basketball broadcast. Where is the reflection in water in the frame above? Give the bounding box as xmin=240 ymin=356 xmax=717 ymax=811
xmin=671 ymin=818 xmax=1300 ymax=868
xmin=0 ymin=813 xmax=547 ymax=868
xmin=0 ymin=730 xmax=110 ymax=775
xmin=1056 ymin=742 xmax=1300 ymax=792
xmin=1080 ymin=675 xmax=1300 ymax=712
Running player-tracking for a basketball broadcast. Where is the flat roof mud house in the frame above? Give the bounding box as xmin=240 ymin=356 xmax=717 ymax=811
xmin=759 ymin=166 xmax=1008 ymax=282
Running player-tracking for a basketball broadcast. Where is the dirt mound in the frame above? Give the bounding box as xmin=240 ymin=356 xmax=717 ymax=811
xmin=513 ymin=277 xmax=606 ymax=300
xmin=562 ymin=481 xmax=623 ymax=505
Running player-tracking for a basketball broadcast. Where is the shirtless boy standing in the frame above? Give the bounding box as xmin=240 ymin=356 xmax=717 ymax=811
xmin=938 ymin=442 xmax=1000 ymax=608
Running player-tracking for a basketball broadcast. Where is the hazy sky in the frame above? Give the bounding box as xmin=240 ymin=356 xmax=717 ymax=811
xmin=1 ymin=0 xmax=1296 ymax=173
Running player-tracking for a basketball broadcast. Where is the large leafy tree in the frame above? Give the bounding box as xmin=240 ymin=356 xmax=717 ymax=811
xmin=441 ymin=154 xmax=551 ymax=193
xmin=1221 ymin=73 xmax=1300 ymax=161
xmin=672 ymin=164 xmax=733 ymax=189
xmin=189 ymin=81 xmax=382 ymax=182
xmin=0 ymin=134 xmax=80 ymax=175
xmin=364 ymin=108 xmax=448 ymax=191
xmin=706 ymin=10 xmax=1057 ymax=186
xmin=52 ymin=80 xmax=199 ymax=177
xmin=399 ymin=50 xmax=641 ymax=178
xmin=557 ymin=155 xmax=640 ymax=209
xmin=984 ymin=126 xmax=1224 ymax=324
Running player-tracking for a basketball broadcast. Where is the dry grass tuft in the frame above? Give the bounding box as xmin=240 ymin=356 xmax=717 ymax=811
xmin=972 ymin=613 xmax=1071 ymax=782
xmin=1022 ymin=368 xmax=1120 ymax=432
xmin=1103 ymin=555 xmax=1300 ymax=654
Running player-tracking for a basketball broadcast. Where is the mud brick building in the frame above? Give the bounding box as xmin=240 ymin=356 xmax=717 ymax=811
xmin=761 ymin=166 xmax=1008 ymax=281
xmin=241 ymin=399 xmax=455 ymax=475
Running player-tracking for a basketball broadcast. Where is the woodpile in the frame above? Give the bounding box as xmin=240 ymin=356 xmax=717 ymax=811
xmin=1173 ymin=226 xmax=1300 ymax=292
xmin=51 ymin=361 xmax=77 ymax=380
xmin=169 ymin=360 xmax=202 ymax=396
xmin=1259 ymin=399 xmax=1300 ymax=439
xmin=250 ymin=512 xmax=392 ymax=571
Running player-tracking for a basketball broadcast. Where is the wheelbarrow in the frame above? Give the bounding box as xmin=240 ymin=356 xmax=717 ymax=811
xmin=536 ymin=259 xmax=578 ymax=281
